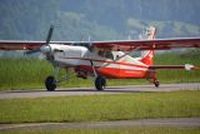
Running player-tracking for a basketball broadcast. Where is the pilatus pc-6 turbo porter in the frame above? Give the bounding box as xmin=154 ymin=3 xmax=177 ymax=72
xmin=0 ymin=25 xmax=200 ymax=91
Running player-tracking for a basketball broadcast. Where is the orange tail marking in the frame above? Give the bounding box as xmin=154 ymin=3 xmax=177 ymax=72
xmin=140 ymin=50 xmax=154 ymax=65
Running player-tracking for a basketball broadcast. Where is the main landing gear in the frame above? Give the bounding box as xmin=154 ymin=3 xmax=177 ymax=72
xmin=95 ymin=76 xmax=106 ymax=91
xmin=89 ymin=60 xmax=107 ymax=91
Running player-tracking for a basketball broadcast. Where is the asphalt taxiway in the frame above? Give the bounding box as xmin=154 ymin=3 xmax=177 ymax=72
xmin=0 ymin=83 xmax=199 ymax=131
xmin=0 ymin=83 xmax=199 ymax=99
xmin=0 ymin=118 xmax=199 ymax=131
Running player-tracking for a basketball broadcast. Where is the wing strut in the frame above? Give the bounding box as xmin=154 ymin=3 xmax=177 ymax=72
xmin=90 ymin=60 xmax=97 ymax=78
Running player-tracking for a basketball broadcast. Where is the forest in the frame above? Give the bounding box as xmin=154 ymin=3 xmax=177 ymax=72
xmin=0 ymin=0 xmax=199 ymax=42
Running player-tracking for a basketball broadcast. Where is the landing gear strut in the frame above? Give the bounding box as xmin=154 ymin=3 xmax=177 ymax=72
xmin=95 ymin=76 xmax=106 ymax=91
xmin=89 ymin=60 xmax=106 ymax=91
xmin=45 ymin=76 xmax=57 ymax=91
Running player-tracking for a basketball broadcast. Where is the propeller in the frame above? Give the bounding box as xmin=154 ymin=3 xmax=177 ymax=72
xmin=87 ymin=35 xmax=93 ymax=51
xmin=25 ymin=25 xmax=54 ymax=55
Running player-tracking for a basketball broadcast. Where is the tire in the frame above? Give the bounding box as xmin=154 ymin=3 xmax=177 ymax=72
xmin=95 ymin=76 xmax=106 ymax=91
xmin=45 ymin=76 xmax=56 ymax=91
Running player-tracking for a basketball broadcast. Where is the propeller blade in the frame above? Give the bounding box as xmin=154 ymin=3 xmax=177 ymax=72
xmin=24 ymin=25 xmax=54 ymax=55
xmin=46 ymin=25 xmax=54 ymax=44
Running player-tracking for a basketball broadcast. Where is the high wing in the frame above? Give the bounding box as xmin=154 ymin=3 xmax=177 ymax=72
xmin=0 ymin=40 xmax=45 ymax=50
xmin=91 ymin=37 xmax=200 ymax=51
xmin=0 ymin=37 xmax=200 ymax=51
xmin=0 ymin=40 xmax=73 ymax=50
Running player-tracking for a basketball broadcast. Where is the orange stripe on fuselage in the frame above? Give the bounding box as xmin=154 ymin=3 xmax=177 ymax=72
xmin=60 ymin=56 xmax=152 ymax=79
xmin=76 ymin=65 xmax=149 ymax=79
xmin=60 ymin=56 xmax=148 ymax=68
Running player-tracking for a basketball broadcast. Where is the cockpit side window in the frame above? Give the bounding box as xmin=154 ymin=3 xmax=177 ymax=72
xmin=105 ymin=51 xmax=114 ymax=60
xmin=98 ymin=50 xmax=104 ymax=57
xmin=97 ymin=50 xmax=114 ymax=60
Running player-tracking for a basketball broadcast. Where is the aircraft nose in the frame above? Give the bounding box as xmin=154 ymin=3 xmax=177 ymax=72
xmin=40 ymin=45 xmax=51 ymax=53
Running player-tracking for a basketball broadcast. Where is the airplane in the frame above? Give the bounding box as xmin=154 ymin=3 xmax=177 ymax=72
xmin=0 ymin=25 xmax=200 ymax=91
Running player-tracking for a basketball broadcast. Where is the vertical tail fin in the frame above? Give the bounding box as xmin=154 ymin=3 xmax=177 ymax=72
xmin=140 ymin=26 xmax=156 ymax=65
xmin=146 ymin=26 xmax=157 ymax=40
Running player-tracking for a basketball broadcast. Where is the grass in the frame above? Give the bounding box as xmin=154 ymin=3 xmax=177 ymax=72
xmin=0 ymin=50 xmax=200 ymax=90
xmin=0 ymin=91 xmax=199 ymax=123
xmin=1 ymin=127 xmax=200 ymax=134
xmin=154 ymin=50 xmax=200 ymax=83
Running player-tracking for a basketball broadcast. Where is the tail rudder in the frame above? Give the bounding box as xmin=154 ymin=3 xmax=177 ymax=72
xmin=140 ymin=26 xmax=156 ymax=65
xmin=146 ymin=26 xmax=157 ymax=40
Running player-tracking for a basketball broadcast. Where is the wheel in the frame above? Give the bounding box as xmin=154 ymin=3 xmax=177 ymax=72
xmin=154 ymin=80 xmax=160 ymax=88
xmin=95 ymin=76 xmax=106 ymax=91
xmin=45 ymin=76 xmax=56 ymax=91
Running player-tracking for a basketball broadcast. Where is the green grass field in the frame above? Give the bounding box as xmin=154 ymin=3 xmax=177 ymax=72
xmin=0 ymin=50 xmax=199 ymax=134
xmin=1 ymin=127 xmax=199 ymax=134
xmin=0 ymin=50 xmax=200 ymax=90
xmin=0 ymin=91 xmax=199 ymax=123
xmin=155 ymin=50 xmax=200 ymax=83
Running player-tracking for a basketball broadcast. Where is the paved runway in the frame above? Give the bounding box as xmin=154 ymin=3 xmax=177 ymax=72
xmin=0 ymin=83 xmax=200 ymax=99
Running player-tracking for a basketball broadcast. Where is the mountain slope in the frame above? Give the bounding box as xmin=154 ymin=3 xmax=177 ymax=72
xmin=0 ymin=0 xmax=199 ymax=40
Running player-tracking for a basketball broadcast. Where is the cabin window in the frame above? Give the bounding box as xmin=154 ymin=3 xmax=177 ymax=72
xmin=105 ymin=51 xmax=114 ymax=60
xmin=98 ymin=50 xmax=114 ymax=60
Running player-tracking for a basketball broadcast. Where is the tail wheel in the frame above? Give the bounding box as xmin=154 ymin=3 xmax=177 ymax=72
xmin=154 ymin=80 xmax=160 ymax=88
xmin=45 ymin=76 xmax=56 ymax=91
xmin=95 ymin=76 xmax=106 ymax=91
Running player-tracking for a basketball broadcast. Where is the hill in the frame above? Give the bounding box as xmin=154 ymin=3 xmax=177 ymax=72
xmin=0 ymin=0 xmax=200 ymax=41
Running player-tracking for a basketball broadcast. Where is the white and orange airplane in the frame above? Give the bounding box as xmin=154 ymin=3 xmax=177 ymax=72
xmin=0 ymin=25 xmax=200 ymax=91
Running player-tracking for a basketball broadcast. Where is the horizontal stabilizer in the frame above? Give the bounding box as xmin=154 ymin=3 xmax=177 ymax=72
xmin=149 ymin=64 xmax=200 ymax=71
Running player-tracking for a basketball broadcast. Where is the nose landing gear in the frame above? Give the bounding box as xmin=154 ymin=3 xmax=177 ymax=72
xmin=45 ymin=76 xmax=57 ymax=91
xmin=45 ymin=67 xmax=69 ymax=91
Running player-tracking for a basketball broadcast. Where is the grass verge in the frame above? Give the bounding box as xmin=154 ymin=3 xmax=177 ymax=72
xmin=0 ymin=127 xmax=200 ymax=134
xmin=0 ymin=91 xmax=199 ymax=123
